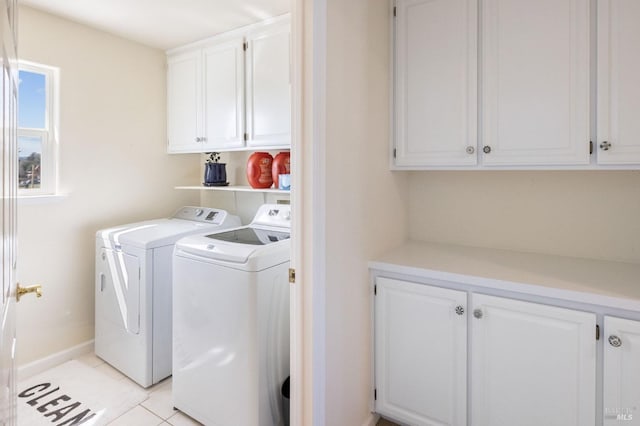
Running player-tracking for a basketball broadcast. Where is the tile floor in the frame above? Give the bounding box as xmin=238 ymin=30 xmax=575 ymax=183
xmin=56 ymin=351 xmax=398 ymax=426
xmin=70 ymin=352 xmax=202 ymax=426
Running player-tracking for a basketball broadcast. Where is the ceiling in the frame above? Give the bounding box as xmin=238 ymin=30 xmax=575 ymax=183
xmin=21 ymin=0 xmax=290 ymax=50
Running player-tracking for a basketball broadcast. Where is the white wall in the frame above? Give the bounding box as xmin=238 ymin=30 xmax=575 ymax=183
xmin=408 ymin=171 xmax=640 ymax=263
xmin=322 ymin=1 xmax=409 ymax=424
xmin=16 ymin=6 xmax=200 ymax=365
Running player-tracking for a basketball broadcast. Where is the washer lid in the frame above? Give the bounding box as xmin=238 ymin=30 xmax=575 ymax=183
xmin=174 ymin=226 xmax=290 ymax=270
xmin=204 ymin=227 xmax=290 ymax=245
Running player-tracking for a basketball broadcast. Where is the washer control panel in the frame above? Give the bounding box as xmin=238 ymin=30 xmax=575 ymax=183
xmin=251 ymin=204 xmax=292 ymax=229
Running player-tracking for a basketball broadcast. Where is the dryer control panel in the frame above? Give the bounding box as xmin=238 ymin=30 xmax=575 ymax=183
xmin=173 ymin=206 xmax=229 ymax=225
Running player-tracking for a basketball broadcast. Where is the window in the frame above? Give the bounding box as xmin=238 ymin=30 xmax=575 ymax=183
xmin=18 ymin=61 xmax=58 ymax=196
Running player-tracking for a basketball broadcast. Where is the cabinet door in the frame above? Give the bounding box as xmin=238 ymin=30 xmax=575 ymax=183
xmin=597 ymin=0 xmax=640 ymax=164
xmin=245 ymin=19 xmax=291 ymax=148
xmin=482 ymin=0 xmax=590 ymax=166
xmin=394 ymin=0 xmax=477 ymax=167
xmin=603 ymin=316 xmax=640 ymax=425
xmin=471 ymin=294 xmax=596 ymax=426
xmin=375 ymin=277 xmax=467 ymax=426
xmin=202 ymin=38 xmax=245 ymax=150
xmin=167 ymin=50 xmax=202 ymax=153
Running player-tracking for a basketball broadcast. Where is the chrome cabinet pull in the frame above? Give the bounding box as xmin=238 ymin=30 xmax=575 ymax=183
xmin=600 ymin=141 xmax=611 ymax=151
xmin=608 ymin=335 xmax=622 ymax=347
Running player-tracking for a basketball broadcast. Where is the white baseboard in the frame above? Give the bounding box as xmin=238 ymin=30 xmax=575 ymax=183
xmin=363 ymin=413 xmax=380 ymax=426
xmin=17 ymin=340 xmax=94 ymax=381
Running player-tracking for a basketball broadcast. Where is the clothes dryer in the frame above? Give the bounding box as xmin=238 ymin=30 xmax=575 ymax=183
xmin=172 ymin=204 xmax=291 ymax=426
xmin=95 ymin=206 xmax=240 ymax=387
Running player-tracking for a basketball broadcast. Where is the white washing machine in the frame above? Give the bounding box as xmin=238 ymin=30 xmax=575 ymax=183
xmin=172 ymin=204 xmax=291 ymax=426
xmin=95 ymin=206 xmax=240 ymax=388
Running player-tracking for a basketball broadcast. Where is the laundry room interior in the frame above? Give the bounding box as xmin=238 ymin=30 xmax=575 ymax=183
xmin=8 ymin=0 xmax=640 ymax=426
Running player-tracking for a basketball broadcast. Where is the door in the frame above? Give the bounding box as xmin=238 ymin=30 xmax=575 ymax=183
xmin=394 ymin=0 xmax=477 ymax=167
xmin=603 ymin=316 xmax=640 ymax=425
xmin=0 ymin=0 xmax=18 ymax=423
xmin=471 ymin=294 xmax=596 ymax=426
xmin=167 ymin=49 xmax=202 ymax=153
xmin=374 ymin=277 xmax=467 ymax=426
xmin=95 ymin=248 xmax=140 ymax=336
xmin=246 ymin=18 xmax=291 ymax=148
xmin=202 ymin=38 xmax=245 ymax=150
xmin=597 ymin=0 xmax=640 ymax=165
xmin=481 ymin=0 xmax=590 ymax=166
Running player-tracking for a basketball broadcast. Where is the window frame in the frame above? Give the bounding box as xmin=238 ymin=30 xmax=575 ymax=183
xmin=18 ymin=60 xmax=59 ymax=197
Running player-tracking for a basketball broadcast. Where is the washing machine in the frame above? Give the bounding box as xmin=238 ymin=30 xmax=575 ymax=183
xmin=172 ymin=204 xmax=291 ymax=426
xmin=94 ymin=206 xmax=241 ymax=388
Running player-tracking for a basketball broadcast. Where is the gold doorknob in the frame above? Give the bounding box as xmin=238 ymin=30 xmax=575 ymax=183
xmin=16 ymin=283 xmax=42 ymax=302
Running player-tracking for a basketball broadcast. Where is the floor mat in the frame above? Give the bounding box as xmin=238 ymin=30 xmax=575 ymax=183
xmin=17 ymin=360 xmax=148 ymax=425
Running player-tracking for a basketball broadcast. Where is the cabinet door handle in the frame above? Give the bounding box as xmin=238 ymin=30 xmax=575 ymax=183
xmin=608 ymin=335 xmax=622 ymax=347
xmin=473 ymin=308 xmax=483 ymax=319
xmin=466 ymin=146 xmax=475 ymax=154
xmin=600 ymin=141 xmax=611 ymax=151
xmin=455 ymin=305 xmax=465 ymax=315
xmin=195 ymin=137 xmax=202 ymax=142
xmin=482 ymin=146 xmax=491 ymax=154
xmin=100 ymin=273 xmax=105 ymax=292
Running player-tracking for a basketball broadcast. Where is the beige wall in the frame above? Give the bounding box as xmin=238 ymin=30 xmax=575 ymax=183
xmin=408 ymin=171 xmax=640 ymax=263
xmin=17 ymin=6 xmax=200 ymax=365
xmin=323 ymin=1 xmax=408 ymax=424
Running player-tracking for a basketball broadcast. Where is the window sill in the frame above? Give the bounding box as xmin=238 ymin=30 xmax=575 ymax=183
xmin=18 ymin=193 xmax=68 ymax=205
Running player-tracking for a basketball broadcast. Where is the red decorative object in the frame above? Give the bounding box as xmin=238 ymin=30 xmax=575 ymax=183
xmin=271 ymin=151 xmax=291 ymax=189
xmin=246 ymin=152 xmax=274 ymax=188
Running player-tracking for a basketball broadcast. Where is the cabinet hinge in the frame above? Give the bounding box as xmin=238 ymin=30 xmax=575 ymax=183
xmin=374 ymin=284 xmax=377 ymax=295
xmin=374 ymin=389 xmax=377 ymax=400
xmin=393 ymin=148 xmax=397 ymax=158
xmin=243 ymin=42 xmax=248 ymax=51
xmin=244 ymin=133 xmax=248 ymax=141
xmin=596 ymin=324 xmax=600 ymax=340
xmin=393 ymin=6 xmax=396 ymax=17
xmin=590 ymin=141 xmax=593 ymax=155
xmin=288 ymin=268 xmax=296 ymax=284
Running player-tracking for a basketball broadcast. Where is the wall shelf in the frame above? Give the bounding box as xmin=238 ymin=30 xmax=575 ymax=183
xmin=175 ymin=185 xmax=290 ymax=194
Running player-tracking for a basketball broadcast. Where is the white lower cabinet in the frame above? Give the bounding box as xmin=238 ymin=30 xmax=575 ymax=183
xmin=471 ymin=294 xmax=596 ymax=426
xmin=375 ymin=277 xmax=467 ymax=426
xmin=374 ymin=278 xmax=599 ymax=426
xmin=603 ymin=316 xmax=640 ymax=425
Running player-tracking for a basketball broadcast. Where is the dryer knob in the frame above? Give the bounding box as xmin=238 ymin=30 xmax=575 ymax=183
xmin=195 ymin=208 xmax=204 ymax=217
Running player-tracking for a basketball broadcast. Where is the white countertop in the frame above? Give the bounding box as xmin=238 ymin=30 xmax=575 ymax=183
xmin=369 ymin=241 xmax=640 ymax=312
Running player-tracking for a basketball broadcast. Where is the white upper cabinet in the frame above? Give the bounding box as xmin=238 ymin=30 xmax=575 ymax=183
xmin=603 ymin=316 xmax=640 ymax=425
xmin=597 ymin=0 xmax=640 ymax=165
xmin=391 ymin=0 xmax=640 ymax=168
xmin=394 ymin=0 xmax=477 ymax=167
xmin=202 ymin=39 xmax=246 ymax=150
xmin=167 ymin=15 xmax=290 ymax=153
xmin=167 ymin=37 xmax=245 ymax=153
xmin=481 ymin=0 xmax=591 ymax=166
xmin=246 ymin=20 xmax=291 ymax=148
xmin=167 ymin=50 xmax=202 ymax=153
xmin=471 ymin=294 xmax=596 ymax=426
